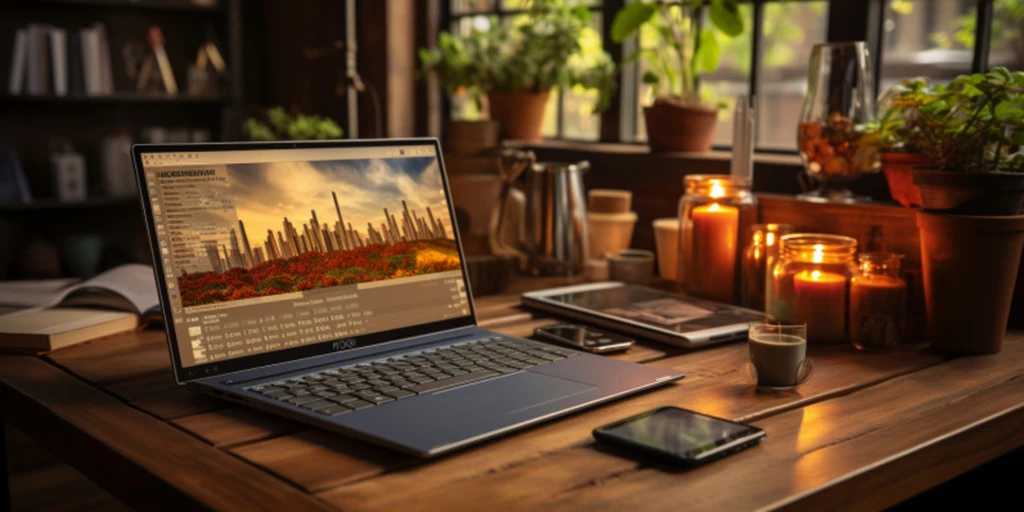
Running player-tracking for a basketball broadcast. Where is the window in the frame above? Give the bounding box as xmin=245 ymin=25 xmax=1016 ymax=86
xmin=447 ymin=0 xmax=604 ymax=141
xmin=880 ymin=0 xmax=976 ymax=91
xmin=438 ymin=0 xmax=1015 ymax=150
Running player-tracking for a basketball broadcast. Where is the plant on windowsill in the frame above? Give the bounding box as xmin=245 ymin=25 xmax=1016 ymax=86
xmin=418 ymin=30 xmax=499 ymax=154
xmin=890 ymin=68 xmax=1024 ymax=355
xmin=873 ymin=78 xmax=935 ymax=207
xmin=420 ymin=0 xmax=617 ymax=143
xmin=242 ymin=107 xmax=343 ymax=141
xmin=611 ymin=0 xmax=744 ymax=152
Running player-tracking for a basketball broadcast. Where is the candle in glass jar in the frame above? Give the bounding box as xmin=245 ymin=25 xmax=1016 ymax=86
xmin=793 ymin=269 xmax=847 ymax=343
xmin=691 ymin=201 xmax=738 ymax=303
xmin=850 ymin=274 xmax=906 ymax=349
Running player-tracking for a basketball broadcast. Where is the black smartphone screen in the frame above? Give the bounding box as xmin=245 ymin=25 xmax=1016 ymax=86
xmin=595 ymin=407 xmax=763 ymax=460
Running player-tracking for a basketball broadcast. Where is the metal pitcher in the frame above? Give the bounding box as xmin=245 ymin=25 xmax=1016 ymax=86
xmin=514 ymin=160 xmax=590 ymax=276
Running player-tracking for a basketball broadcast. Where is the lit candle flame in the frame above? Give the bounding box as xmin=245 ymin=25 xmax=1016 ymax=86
xmin=709 ymin=181 xmax=726 ymax=199
xmin=812 ymin=244 xmax=824 ymax=263
xmin=766 ymin=232 xmax=775 ymax=246
xmin=708 ymin=202 xmax=721 ymax=212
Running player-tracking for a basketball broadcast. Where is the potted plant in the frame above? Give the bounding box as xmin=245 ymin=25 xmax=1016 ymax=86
xmin=243 ymin=107 xmax=343 ymax=141
xmin=611 ymin=0 xmax=744 ymax=152
xmin=874 ymin=78 xmax=934 ymax=207
xmin=908 ymin=67 xmax=1024 ymax=354
xmin=421 ymin=0 xmax=616 ymax=142
xmin=419 ymin=30 xmax=499 ymax=154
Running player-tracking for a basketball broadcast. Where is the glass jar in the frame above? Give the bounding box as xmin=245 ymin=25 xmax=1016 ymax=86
xmin=741 ymin=223 xmax=794 ymax=311
xmin=768 ymin=234 xmax=859 ymax=344
xmin=797 ymin=42 xmax=881 ymax=203
xmin=677 ymin=175 xmax=757 ymax=304
xmin=850 ymin=252 xmax=907 ymax=351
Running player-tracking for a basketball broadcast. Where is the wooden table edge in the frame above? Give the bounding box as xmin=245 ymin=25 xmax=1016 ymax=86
xmin=771 ymin=399 xmax=1024 ymax=511
xmin=0 ymin=355 xmax=334 ymax=512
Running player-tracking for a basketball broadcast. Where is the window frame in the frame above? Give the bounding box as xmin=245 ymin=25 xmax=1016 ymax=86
xmin=438 ymin=0 xmax=1004 ymax=153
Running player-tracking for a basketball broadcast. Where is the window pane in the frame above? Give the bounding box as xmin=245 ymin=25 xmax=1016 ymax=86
xmin=702 ymin=4 xmax=753 ymax=147
xmin=989 ymin=0 xmax=1024 ymax=69
xmin=561 ymin=12 xmax=603 ymax=140
xmin=880 ymin=0 xmax=974 ymax=92
xmin=758 ymin=1 xmax=829 ymax=151
xmin=451 ymin=0 xmax=497 ymax=15
xmin=501 ymin=0 xmax=598 ymax=8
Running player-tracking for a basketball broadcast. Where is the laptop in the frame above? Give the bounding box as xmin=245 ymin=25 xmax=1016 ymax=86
xmin=132 ymin=138 xmax=683 ymax=457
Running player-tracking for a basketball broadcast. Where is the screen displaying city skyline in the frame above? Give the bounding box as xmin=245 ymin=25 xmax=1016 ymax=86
xmin=175 ymin=156 xmax=462 ymax=308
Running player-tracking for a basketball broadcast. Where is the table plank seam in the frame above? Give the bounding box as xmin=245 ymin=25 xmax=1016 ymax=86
xmin=770 ymin=383 xmax=1024 ymax=511
xmin=796 ymin=372 xmax=1024 ymax=461
xmin=736 ymin=354 xmax=953 ymax=424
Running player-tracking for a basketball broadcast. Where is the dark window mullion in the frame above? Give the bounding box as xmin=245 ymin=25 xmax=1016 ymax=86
xmin=750 ymin=0 xmax=764 ymax=148
xmin=972 ymin=0 xmax=993 ymax=72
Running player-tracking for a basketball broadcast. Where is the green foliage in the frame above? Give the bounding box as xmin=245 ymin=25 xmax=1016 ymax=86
xmin=611 ymin=0 xmax=744 ymax=102
xmin=418 ymin=0 xmax=617 ymax=117
xmin=873 ymin=69 xmax=1024 ymax=173
xmin=243 ymin=107 xmax=343 ymax=141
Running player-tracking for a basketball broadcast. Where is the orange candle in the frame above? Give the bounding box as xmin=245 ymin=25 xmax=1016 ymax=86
xmin=691 ymin=202 xmax=738 ymax=303
xmin=793 ymin=269 xmax=847 ymax=343
xmin=849 ymin=274 xmax=906 ymax=348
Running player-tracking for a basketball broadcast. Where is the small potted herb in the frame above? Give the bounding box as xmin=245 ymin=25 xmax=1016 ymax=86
xmin=243 ymin=107 xmax=343 ymax=141
xmin=420 ymin=0 xmax=617 ymax=143
xmin=874 ymin=78 xmax=934 ymax=207
xmin=908 ymin=68 xmax=1024 ymax=354
xmin=418 ymin=30 xmax=499 ymax=154
xmin=611 ymin=0 xmax=744 ymax=152
xmin=910 ymin=68 xmax=1024 ymax=214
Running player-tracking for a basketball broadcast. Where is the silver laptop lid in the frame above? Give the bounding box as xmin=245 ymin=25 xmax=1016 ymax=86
xmin=133 ymin=139 xmax=475 ymax=383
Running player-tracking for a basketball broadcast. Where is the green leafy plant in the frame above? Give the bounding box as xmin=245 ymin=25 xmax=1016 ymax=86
xmin=874 ymin=77 xmax=935 ymax=152
xmin=243 ymin=107 xmax=343 ymax=141
xmin=610 ymin=0 xmax=744 ymax=105
xmin=877 ymin=68 xmax=1024 ymax=173
xmin=418 ymin=0 xmax=617 ymax=118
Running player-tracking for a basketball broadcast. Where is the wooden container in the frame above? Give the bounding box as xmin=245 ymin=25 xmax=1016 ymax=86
xmin=588 ymin=189 xmax=632 ymax=214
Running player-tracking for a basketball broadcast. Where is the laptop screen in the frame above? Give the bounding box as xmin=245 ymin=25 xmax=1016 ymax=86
xmin=138 ymin=141 xmax=472 ymax=378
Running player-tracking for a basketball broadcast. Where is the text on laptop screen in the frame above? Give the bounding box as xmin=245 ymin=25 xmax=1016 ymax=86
xmin=141 ymin=145 xmax=469 ymax=368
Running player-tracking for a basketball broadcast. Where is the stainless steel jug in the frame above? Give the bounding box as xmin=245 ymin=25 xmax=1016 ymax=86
xmin=513 ymin=160 xmax=590 ymax=276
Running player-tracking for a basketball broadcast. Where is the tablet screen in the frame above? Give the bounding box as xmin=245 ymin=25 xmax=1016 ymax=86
xmin=543 ymin=285 xmax=762 ymax=334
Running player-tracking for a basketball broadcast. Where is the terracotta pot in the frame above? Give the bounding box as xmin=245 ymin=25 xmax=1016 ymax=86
xmin=487 ymin=90 xmax=550 ymax=142
xmin=445 ymin=119 xmax=500 ymax=154
xmin=880 ymin=152 xmax=930 ymax=207
xmin=916 ymin=211 xmax=1024 ymax=354
xmin=912 ymin=169 xmax=1024 ymax=215
xmin=643 ymin=101 xmax=718 ymax=152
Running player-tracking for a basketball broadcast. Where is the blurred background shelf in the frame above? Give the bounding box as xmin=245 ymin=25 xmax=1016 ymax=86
xmin=27 ymin=0 xmax=223 ymax=12
xmin=0 ymin=93 xmax=229 ymax=104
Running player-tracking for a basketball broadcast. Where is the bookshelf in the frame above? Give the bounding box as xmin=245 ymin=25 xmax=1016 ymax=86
xmin=0 ymin=0 xmax=244 ymax=279
xmin=0 ymin=92 xmax=229 ymax=103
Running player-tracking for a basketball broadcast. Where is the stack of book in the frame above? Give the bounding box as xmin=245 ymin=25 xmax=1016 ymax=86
xmin=8 ymin=23 xmax=116 ymax=97
xmin=0 ymin=264 xmax=161 ymax=353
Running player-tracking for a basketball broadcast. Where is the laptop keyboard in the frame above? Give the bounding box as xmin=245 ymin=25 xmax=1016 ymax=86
xmin=245 ymin=336 xmax=580 ymax=417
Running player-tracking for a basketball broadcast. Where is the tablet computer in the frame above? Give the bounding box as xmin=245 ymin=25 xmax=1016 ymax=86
xmin=521 ymin=282 xmax=764 ymax=348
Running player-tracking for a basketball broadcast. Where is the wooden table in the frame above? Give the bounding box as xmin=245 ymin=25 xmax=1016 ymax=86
xmin=2 ymin=292 xmax=1023 ymax=511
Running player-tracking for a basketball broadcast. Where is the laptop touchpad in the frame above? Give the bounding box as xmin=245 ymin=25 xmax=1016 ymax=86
xmin=433 ymin=371 xmax=597 ymax=415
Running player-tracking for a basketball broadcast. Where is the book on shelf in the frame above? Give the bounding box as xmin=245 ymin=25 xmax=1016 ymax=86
xmin=7 ymin=22 xmax=115 ymax=97
xmin=8 ymin=29 xmax=27 ymax=95
xmin=0 ymin=264 xmax=162 ymax=353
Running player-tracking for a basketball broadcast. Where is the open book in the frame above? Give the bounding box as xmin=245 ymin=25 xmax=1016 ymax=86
xmin=0 ymin=264 xmax=161 ymax=352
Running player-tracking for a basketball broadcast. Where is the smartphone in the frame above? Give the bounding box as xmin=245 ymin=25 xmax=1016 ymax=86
xmin=534 ymin=324 xmax=635 ymax=353
xmin=593 ymin=406 xmax=766 ymax=467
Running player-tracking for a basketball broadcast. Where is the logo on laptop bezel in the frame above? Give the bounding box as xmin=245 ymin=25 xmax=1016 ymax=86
xmin=332 ymin=338 xmax=358 ymax=351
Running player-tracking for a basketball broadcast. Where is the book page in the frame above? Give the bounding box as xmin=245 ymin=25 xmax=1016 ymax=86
xmin=0 ymin=278 xmax=79 ymax=307
xmin=60 ymin=264 xmax=159 ymax=314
